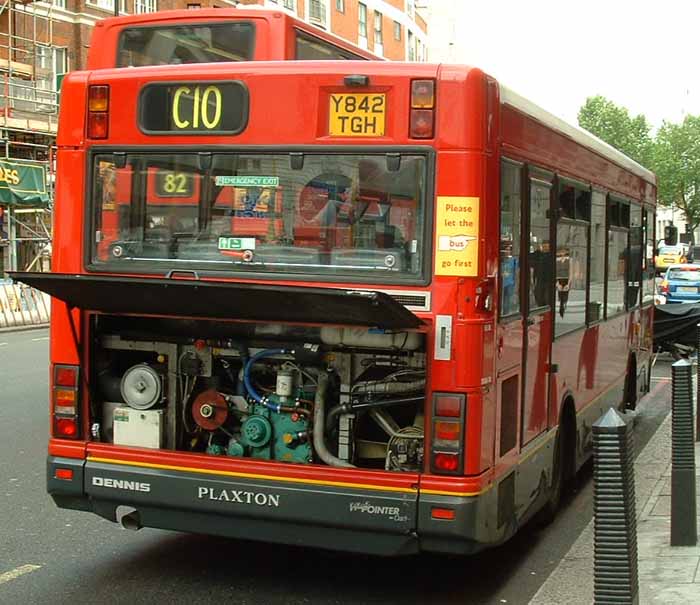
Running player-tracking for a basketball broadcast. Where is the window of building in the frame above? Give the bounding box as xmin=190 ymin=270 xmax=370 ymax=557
xmin=588 ymin=191 xmax=606 ymax=323
xmin=187 ymin=3 xmax=201 ymax=8
xmin=335 ymin=0 xmax=344 ymax=12
xmin=359 ymin=3 xmax=367 ymax=39
xmin=394 ymin=21 xmax=401 ymax=41
xmin=134 ymin=0 xmax=156 ymax=12
xmin=374 ymin=11 xmax=383 ymax=45
xmin=407 ymin=0 xmax=415 ymax=18
xmin=500 ymin=160 xmax=522 ymax=318
xmin=283 ymin=0 xmax=294 ymax=10
xmin=407 ymin=30 xmax=414 ymax=61
xmin=90 ymin=0 xmax=125 ymax=12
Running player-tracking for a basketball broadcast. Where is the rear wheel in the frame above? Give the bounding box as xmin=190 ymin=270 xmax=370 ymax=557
xmin=538 ymin=427 xmax=565 ymax=524
xmin=624 ymin=357 xmax=637 ymax=410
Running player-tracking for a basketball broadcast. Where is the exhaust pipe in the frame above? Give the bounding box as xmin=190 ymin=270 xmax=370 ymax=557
xmin=116 ymin=506 xmax=142 ymax=531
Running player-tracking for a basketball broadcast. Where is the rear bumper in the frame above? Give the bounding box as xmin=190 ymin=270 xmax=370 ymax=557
xmin=48 ymin=455 xmax=496 ymax=556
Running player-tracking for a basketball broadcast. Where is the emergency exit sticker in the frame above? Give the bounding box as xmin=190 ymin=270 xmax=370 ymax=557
xmin=434 ymin=196 xmax=479 ymax=276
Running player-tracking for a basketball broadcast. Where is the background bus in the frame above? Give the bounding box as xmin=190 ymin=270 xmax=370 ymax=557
xmin=17 ymin=59 xmax=655 ymax=556
xmin=87 ymin=8 xmax=381 ymax=70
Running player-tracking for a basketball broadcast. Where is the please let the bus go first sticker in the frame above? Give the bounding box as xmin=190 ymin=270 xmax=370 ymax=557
xmin=434 ymin=196 xmax=479 ymax=276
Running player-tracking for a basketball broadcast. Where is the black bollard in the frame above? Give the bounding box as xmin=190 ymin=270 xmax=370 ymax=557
xmin=593 ymin=408 xmax=638 ymax=605
xmin=671 ymin=359 xmax=698 ymax=546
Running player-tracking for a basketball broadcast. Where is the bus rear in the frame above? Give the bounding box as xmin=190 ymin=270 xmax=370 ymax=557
xmin=87 ymin=8 xmax=380 ymax=70
xmin=29 ymin=61 xmax=499 ymax=556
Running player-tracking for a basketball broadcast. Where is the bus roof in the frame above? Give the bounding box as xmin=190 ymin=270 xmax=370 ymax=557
xmin=500 ymin=85 xmax=655 ymax=184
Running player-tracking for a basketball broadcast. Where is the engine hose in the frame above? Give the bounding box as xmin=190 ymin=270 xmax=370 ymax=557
xmin=313 ymin=372 xmax=355 ymax=468
xmin=325 ymin=395 xmax=424 ymax=435
xmin=243 ymin=348 xmax=287 ymax=406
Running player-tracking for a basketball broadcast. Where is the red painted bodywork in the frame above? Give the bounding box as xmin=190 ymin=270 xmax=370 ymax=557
xmin=86 ymin=9 xmax=381 ymax=70
xmin=51 ymin=59 xmax=655 ymax=502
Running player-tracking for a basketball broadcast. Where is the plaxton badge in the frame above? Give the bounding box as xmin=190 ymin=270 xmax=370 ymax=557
xmin=197 ymin=487 xmax=280 ymax=507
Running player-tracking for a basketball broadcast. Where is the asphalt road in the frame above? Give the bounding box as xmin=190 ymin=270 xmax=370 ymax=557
xmin=0 ymin=328 xmax=673 ymax=605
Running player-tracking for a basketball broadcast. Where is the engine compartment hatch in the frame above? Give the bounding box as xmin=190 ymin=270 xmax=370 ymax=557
xmin=9 ymin=272 xmax=423 ymax=329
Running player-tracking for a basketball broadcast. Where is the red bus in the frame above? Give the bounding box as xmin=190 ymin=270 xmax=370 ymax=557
xmin=16 ymin=60 xmax=655 ymax=556
xmin=87 ymin=8 xmax=380 ymax=70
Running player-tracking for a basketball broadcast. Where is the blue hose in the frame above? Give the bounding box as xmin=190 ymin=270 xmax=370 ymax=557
xmin=243 ymin=348 xmax=287 ymax=411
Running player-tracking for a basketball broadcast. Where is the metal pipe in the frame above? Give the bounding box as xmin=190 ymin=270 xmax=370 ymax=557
xmin=352 ymin=379 xmax=425 ymax=395
xmin=313 ymin=372 xmax=354 ymax=468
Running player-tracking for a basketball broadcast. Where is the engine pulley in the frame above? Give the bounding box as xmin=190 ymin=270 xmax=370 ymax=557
xmin=191 ymin=389 xmax=228 ymax=430
xmin=120 ymin=363 xmax=163 ymax=410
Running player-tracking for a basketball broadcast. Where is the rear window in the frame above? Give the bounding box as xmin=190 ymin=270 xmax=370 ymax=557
xmin=659 ymin=246 xmax=682 ymax=255
xmin=668 ymin=268 xmax=700 ymax=280
xmin=117 ymin=22 xmax=255 ymax=67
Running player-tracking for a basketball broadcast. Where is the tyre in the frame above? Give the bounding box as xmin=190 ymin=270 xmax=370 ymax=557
xmin=538 ymin=429 xmax=564 ymax=524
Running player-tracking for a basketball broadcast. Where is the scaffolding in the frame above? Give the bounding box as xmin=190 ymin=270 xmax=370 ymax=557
xmin=0 ymin=0 xmax=59 ymax=274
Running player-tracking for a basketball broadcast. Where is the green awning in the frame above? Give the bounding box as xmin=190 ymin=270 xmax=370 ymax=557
xmin=0 ymin=159 xmax=49 ymax=207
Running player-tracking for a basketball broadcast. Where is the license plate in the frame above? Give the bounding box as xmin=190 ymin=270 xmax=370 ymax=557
xmin=329 ymin=93 xmax=386 ymax=137
xmin=678 ymin=286 xmax=698 ymax=293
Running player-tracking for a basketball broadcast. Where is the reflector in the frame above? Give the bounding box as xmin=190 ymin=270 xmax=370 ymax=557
xmin=55 ymin=468 xmax=74 ymax=481
xmin=431 ymin=507 xmax=456 ymax=520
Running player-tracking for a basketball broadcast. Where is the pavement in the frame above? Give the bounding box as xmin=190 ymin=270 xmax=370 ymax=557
xmin=531 ymin=376 xmax=700 ymax=604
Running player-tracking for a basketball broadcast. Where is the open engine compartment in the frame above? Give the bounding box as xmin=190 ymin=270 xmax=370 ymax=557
xmin=92 ymin=315 xmax=427 ymax=472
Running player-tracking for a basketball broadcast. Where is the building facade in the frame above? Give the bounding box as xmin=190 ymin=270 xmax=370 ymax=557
xmin=0 ymin=0 xmax=427 ymax=276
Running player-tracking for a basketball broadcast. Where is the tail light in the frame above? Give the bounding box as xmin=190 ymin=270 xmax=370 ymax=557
xmin=87 ymin=85 xmax=109 ymax=139
xmin=52 ymin=364 xmax=81 ymax=439
xmin=410 ymin=79 xmax=435 ymax=139
xmin=431 ymin=393 xmax=465 ymax=475
xmin=660 ymin=280 xmax=669 ymax=295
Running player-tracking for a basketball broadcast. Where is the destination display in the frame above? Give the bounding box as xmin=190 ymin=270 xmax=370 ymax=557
xmin=139 ymin=81 xmax=248 ymax=134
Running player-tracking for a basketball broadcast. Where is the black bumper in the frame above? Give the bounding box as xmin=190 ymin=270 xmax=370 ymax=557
xmin=48 ymin=456 xmax=496 ymax=556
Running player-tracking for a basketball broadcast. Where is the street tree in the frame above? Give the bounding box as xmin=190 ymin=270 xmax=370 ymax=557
xmin=577 ymin=95 xmax=654 ymax=167
xmin=653 ymin=116 xmax=700 ymax=240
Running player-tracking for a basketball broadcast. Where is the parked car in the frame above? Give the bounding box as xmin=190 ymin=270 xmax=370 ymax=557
xmin=659 ymin=264 xmax=700 ymax=303
xmin=656 ymin=245 xmax=687 ymax=275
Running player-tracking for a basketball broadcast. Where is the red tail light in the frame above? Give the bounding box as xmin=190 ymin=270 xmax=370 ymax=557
xmin=434 ymin=453 xmax=459 ymax=472
xmin=52 ymin=364 xmax=81 ymax=439
xmin=431 ymin=393 xmax=465 ymax=475
xmin=55 ymin=417 xmax=78 ymax=438
xmin=87 ymin=85 xmax=109 ymax=139
xmin=410 ymin=79 xmax=435 ymax=139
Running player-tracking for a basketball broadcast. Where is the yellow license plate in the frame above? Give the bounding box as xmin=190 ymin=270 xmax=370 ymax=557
xmin=329 ymin=93 xmax=386 ymax=137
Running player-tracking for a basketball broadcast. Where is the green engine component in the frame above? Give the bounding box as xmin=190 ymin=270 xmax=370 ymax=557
xmin=227 ymin=439 xmax=245 ymax=457
xmin=240 ymin=414 xmax=272 ymax=448
xmin=206 ymin=443 xmax=226 ymax=456
xmin=234 ymin=402 xmax=311 ymax=463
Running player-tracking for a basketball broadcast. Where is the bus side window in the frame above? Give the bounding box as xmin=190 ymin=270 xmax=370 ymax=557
xmin=500 ymin=160 xmax=522 ymax=318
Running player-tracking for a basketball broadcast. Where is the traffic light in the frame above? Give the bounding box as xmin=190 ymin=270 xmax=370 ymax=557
xmin=664 ymin=224 xmax=678 ymax=246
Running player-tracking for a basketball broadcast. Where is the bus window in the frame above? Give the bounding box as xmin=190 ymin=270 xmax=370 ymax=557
xmin=499 ymin=160 xmax=522 ymax=318
xmin=295 ymin=30 xmax=366 ymax=60
xmin=117 ymin=22 xmax=255 ymax=67
xmin=91 ymin=152 xmax=427 ymax=282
